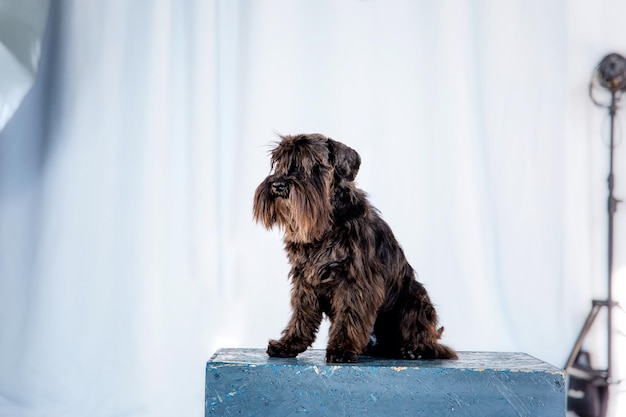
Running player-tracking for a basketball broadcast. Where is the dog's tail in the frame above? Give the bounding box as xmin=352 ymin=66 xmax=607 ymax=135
xmin=430 ymin=327 xmax=458 ymax=360
xmin=437 ymin=326 xmax=445 ymax=338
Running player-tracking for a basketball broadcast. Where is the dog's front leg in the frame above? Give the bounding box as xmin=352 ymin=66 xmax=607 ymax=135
xmin=325 ymin=289 xmax=378 ymax=363
xmin=267 ymin=282 xmax=322 ymax=358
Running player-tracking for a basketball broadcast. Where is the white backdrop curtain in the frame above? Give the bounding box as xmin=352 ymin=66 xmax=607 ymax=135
xmin=0 ymin=0 xmax=51 ymax=130
xmin=0 ymin=1 xmax=625 ymax=417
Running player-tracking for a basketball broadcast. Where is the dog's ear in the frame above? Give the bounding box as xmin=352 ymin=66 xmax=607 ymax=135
xmin=327 ymin=138 xmax=361 ymax=181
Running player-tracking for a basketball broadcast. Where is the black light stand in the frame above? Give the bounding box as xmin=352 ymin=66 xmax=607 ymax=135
xmin=565 ymin=53 xmax=626 ymax=417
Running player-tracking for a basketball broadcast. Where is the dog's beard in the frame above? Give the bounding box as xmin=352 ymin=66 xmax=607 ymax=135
xmin=253 ymin=175 xmax=333 ymax=243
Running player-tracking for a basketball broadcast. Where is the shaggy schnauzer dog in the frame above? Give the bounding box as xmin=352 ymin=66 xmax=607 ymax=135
xmin=253 ymin=133 xmax=457 ymax=363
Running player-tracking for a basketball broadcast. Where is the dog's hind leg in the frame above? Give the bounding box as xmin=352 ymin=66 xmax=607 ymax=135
xmin=397 ymin=280 xmax=458 ymax=360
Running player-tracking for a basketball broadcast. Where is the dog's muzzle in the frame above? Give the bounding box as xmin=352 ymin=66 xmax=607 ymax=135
xmin=270 ymin=179 xmax=289 ymax=198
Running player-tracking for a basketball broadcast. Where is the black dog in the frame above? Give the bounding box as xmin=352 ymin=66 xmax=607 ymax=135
xmin=253 ymin=133 xmax=457 ymax=363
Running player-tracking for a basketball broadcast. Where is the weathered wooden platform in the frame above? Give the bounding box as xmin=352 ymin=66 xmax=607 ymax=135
xmin=206 ymin=348 xmax=565 ymax=416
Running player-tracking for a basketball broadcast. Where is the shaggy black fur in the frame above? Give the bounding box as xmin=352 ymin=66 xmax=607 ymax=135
xmin=253 ymin=133 xmax=457 ymax=363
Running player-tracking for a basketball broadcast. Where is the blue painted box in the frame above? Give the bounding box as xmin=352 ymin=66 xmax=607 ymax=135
xmin=206 ymin=348 xmax=565 ymax=416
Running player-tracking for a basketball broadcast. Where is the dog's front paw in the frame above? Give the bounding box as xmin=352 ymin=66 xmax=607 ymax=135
xmin=326 ymin=349 xmax=358 ymax=363
xmin=267 ymin=339 xmax=300 ymax=358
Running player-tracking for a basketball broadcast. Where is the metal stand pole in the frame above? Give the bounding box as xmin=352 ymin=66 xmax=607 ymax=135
xmin=565 ymin=90 xmax=621 ymax=385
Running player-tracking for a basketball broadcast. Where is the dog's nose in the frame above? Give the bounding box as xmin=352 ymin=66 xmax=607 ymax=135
xmin=270 ymin=180 xmax=289 ymax=197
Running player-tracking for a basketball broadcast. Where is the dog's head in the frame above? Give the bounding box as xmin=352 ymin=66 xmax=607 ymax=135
xmin=253 ymin=133 xmax=361 ymax=243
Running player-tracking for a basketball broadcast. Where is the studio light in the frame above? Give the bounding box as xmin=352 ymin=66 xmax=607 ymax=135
xmin=596 ymin=53 xmax=626 ymax=92
xmin=565 ymin=53 xmax=626 ymax=417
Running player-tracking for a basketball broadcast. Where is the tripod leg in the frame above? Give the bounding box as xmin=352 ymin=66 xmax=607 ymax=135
xmin=565 ymin=304 xmax=602 ymax=370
